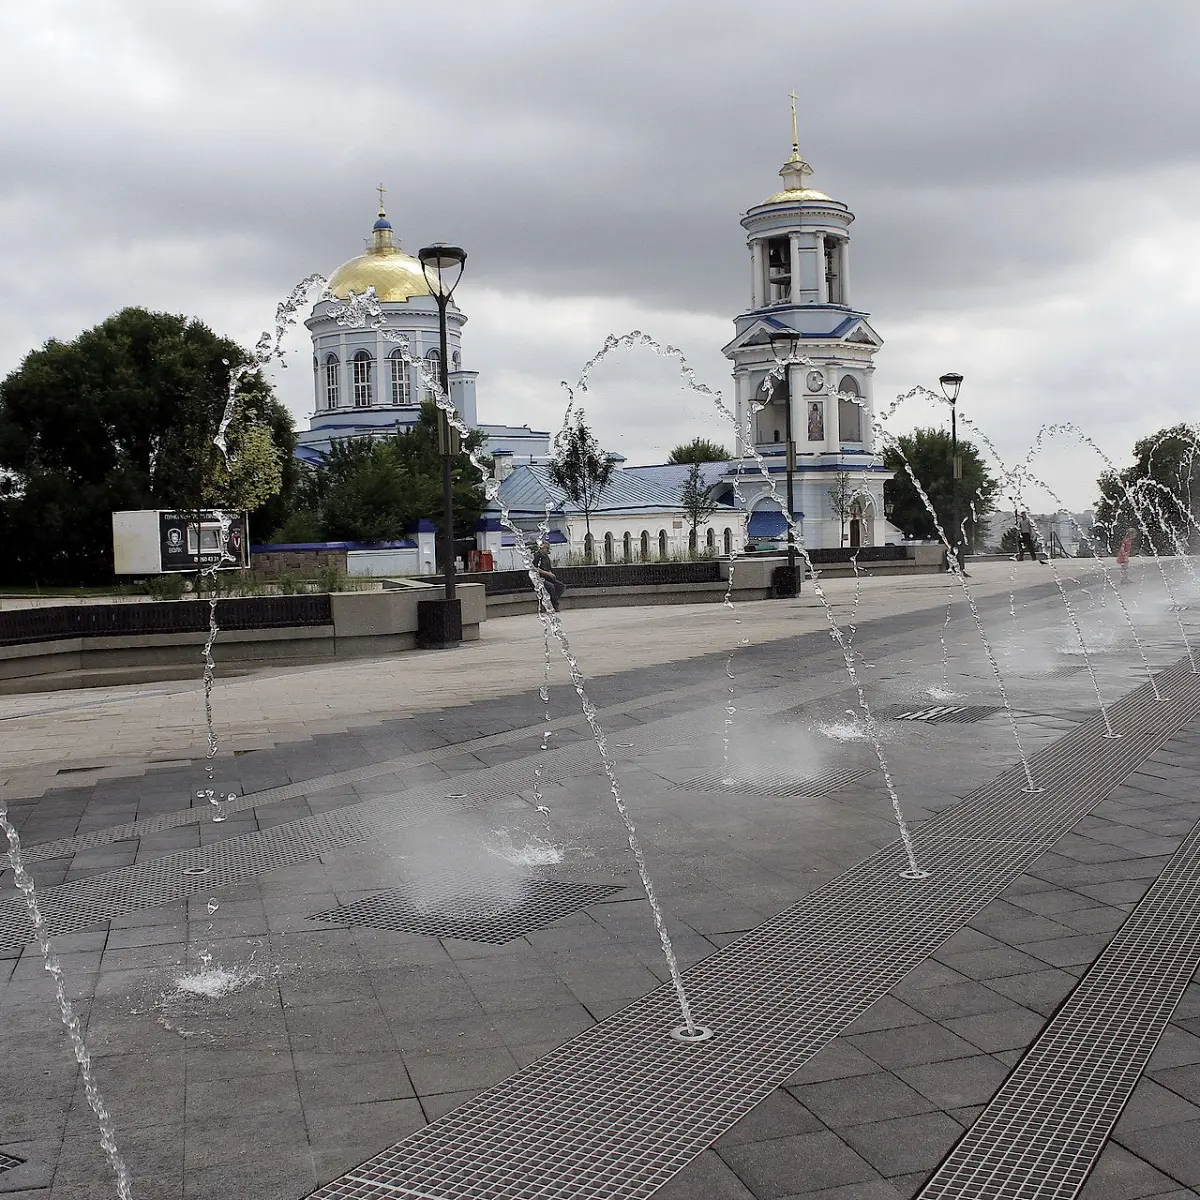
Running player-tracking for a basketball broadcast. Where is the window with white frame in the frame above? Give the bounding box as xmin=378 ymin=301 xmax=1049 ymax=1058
xmin=324 ymin=354 xmax=340 ymax=408
xmin=352 ymin=351 xmax=374 ymax=407
xmin=424 ymin=349 xmax=441 ymax=401
xmin=389 ymin=351 xmax=412 ymax=406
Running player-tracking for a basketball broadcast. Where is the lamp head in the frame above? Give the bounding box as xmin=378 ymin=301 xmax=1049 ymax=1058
xmin=418 ymin=245 xmax=468 ymax=298
xmin=939 ymin=371 xmax=963 ymax=403
xmin=769 ymin=330 xmax=800 ymax=362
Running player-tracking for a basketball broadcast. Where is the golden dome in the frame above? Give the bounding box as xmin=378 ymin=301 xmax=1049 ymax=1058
xmin=760 ymin=187 xmax=833 ymax=205
xmin=327 ymin=209 xmax=431 ymax=303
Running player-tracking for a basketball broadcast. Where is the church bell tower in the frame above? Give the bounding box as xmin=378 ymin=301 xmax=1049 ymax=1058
xmin=721 ymin=98 xmax=892 ymax=550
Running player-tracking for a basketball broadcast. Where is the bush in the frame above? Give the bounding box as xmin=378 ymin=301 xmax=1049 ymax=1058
xmin=145 ymin=573 xmax=186 ymax=601
xmin=316 ymin=565 xmax=349 ymax=593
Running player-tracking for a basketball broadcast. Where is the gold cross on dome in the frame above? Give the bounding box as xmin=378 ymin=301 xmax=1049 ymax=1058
xmin=789 ymin=90 xmax=799 ymax=154
xmin=376 ymin=182 xmax=387 ymax=212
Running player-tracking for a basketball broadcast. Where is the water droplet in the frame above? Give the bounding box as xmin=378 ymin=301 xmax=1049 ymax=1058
xmin=539 ymin=686 xmax=549 ymax=702
xmin=207 ymin=900 xmax=219 ymax=915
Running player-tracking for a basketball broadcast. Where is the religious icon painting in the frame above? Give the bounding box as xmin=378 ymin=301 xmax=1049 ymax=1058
xmin=807 ymin=401 xmax=824 ymax=442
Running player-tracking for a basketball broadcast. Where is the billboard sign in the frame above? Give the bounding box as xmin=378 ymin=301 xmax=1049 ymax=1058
xmin=157 ymin=512 xmax=248 ymax=573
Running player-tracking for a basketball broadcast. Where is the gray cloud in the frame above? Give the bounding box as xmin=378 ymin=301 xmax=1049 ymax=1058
xmin=2 ymin=0 xmax=1199 ymax=507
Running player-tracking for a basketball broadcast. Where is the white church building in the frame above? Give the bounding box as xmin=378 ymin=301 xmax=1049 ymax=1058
xmin=720 ymin=115 xmax=897 ymax=550
xmin=294 ymin=125 xmax=899 ymax=561
xmin=484 ymin=114 xmax=900 ymax=558
xmin=296 ymin=204 xmax=549 ymax=466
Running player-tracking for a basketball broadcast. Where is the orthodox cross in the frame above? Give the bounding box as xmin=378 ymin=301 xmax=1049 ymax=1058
xmin=377 ymin=182 xmax=387 ymax=212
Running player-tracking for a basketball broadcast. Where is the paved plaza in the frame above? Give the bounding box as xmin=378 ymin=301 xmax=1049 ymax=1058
xmin=2 ymin=560 xmax=1200 ymax=1199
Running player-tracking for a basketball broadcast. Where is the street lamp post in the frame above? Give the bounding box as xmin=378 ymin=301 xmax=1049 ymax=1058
xmin=770 ymin=330 xmax=801 ymax=597
xmin=939 ymin=371 xmax=966 ymax=577
xmin=418 ymin=244 xmax=468 ymax=648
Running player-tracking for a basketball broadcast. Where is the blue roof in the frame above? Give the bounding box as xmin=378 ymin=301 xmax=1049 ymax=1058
xmin=748 ymin=511 xmax=790 ymax=537
xmin=493 ymin=463 xmax=740 ymax=517
xmin=373 ymin=217 xmax=392 ymax=231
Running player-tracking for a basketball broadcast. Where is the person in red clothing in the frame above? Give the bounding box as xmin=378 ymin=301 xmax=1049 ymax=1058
xmin=1116 ymin=529 xmax=1135 ymax=584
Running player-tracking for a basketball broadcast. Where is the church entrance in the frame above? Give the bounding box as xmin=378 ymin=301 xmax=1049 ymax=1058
xmin=849 ymin=518 xmax=861 ymax=549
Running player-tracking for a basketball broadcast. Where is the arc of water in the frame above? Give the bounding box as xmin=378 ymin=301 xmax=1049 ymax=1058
xmin=849 ymin=398 xmax=1043 ymax=792
xmin=988 ymin=456 xmax=1164 ymax=703
xmin=0 ymin=811 xmax=132 ymax=1196
xmin=1131 ymin=479 xmax=1200 ymax=593
xmin=571 ymin=332 xmax=927 ymax=879
xmin=1031 ymin=422 xmax=1196 ymax=672
xmin=324 ymin=301 xmax=704 ymax=1038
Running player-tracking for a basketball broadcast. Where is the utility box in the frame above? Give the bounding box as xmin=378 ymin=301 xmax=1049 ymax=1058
xmin=112 ymin=510 xmax=249 ymax=575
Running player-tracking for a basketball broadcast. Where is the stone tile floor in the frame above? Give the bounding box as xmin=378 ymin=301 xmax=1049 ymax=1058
xmin=0 ymin=563 xmax=1198 ymax=1198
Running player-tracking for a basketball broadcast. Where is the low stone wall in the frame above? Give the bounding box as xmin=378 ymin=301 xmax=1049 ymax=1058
xmin=0 ymin=583 xmax=486 ymax=693
xmin=484 ymin=547 xmax=943 ymax=616
xmin=250 ymin=548 xmax=348 ymax=578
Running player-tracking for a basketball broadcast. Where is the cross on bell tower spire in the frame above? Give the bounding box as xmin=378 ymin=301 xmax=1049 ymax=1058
xmin=780 ymin=91 xmax=813 ymax=190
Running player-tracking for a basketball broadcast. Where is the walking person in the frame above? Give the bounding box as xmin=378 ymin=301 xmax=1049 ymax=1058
xmin=1016 ymin=510 xmax=1043 ymax=563
xmin=531 ymin=540 xmax=566 ymax=611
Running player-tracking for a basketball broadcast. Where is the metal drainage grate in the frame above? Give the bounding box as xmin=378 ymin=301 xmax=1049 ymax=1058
xmin=917 ymin=816 xmax=1200 ymax=1200
xmin=0 ymin=1153 xmax=23 ymax=1174
xmin=304 ymin=659 xmax=1200 ymax=1200
xmin=311 ymin=876 xmax=624 ymax=944
xmin=685 ymin=766 xmax=875 ymax=799
xmin=884 ymin=704 xmax=1004 ymax=724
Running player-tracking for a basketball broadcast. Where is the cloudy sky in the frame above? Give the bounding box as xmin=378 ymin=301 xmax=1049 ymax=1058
xmin=3 ymin=0 xmax=1198 ymax=509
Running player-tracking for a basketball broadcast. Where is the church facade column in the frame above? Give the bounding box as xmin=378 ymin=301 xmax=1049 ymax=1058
xmin=750 ymin=241 xmax=764 ymax=310
xmin=839 ymin=238 xmax=850 ymax=306
xmin=789 ymin=233 xmax=802 ymax=305
xmin=816 ymin=233 xmax=828 ymax=304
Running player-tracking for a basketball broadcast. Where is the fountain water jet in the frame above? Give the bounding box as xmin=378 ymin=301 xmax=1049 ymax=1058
xmin=571 ymin=333 xmax=928 ymax=880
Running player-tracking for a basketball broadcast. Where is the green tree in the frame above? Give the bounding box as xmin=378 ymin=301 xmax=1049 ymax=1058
xmin=275 ymin=403 xmax=485 ymax=547
xmin=679 ymin=461 xmax=719 ymax=555
xmin=882 ymin=428 xmax=997 ymax=548
xmin=827 ymin=470 xmax=854 ymax=546
xmin=549 ymin=410 xmax=613 ymax=558
xmin=0 ymin=307 xmax=293 ymax=585
xmin=1094 ymin=424 xmax=1200 ymax=555
xmin=668 ymin=437 xmax=730 ymax=465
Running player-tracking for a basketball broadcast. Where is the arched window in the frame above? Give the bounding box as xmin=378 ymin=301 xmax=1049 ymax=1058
xmin=584 ymin=531 xmax=595 ymax=562
xmin=723 ymin=527 xmax=733 ymax=556
xmin=706 ymin=527 xmax=716 ymax=552
xmin=451 ymin=351 xmax=461 ymax=371
xmin=773 ymin=429 xmax=781 ymax=442
xmin=324 ymin=354 xmax=340 ymax=408
xmin=424 ymin=349 xmax=441 ymax=401
xmin=658 ymin=529 xmax=667 ymax=558
xmin=640 ymin=530 xmax=650 ymax=560
xmin=604 ymin=532 xmax=614 ymax=563
xmin=389 ymin=351 xmax=411 ymax=406
xmin=352 ymin=351 xmax=373 ymax=407
xmin=623 ymin=531 xmax=632 ymax=561
xmin=838 ymin=375 xmax=862 ymax=443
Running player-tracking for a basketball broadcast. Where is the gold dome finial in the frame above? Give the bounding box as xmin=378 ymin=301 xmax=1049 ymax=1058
xmin=788 ymin=89 xmax=801 ymax=162
xmin=376 ymin=182 xmax=387 ymax=215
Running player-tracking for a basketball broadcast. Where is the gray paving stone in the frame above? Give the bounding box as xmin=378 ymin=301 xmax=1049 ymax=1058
xmin=789 ymin=1072 xmax=936 ymax=1126
xmin=715 ymin=1090 xmax=825 ymax=1149
xmin=402 ymin=1044 xmax=519 ymax=1095
xmin=979 ymin=966 xmax=1080 ymax=1014
xmin=846 ymin=1024 xmax=979 ymax=1071
xmin=1115 ymin=1079 xmax=1200 ymax=1134
xmin=778 ymin=1181 xmax=902 ymax=1200
xmin=718 ymin=1130 xmax=879 ymax=1197
xmin=839 ymin=1110 xmax=965 ymax=1176
xmin=1116 ymin=1120 xmax=1200 ymax=1189
xmin=942 ymin=1005 xmax=1046 ymax=1053
xmin=652 ymin=1149 xmax=757 ymax=1200
xmin=900 ymin=980 xmax=1017 ymax=1022
xmin=897 ymin=1053 xmax=1012 ymax=1109
xmin=783 ymin=1040 xmax=881 ymax=1085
